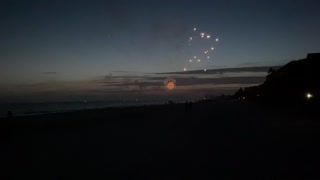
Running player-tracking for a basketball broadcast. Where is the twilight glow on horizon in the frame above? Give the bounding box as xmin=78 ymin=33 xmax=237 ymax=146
xmin=1 ymin=0 xmax=320 ymax=102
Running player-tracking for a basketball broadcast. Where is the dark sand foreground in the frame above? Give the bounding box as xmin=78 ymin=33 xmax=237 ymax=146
xmin=1 ymin=101 xmax=320 ymax=179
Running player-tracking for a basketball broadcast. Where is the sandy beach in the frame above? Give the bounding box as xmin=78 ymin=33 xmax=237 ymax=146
xmin=1 ymin=101 xmax=319 ymax=179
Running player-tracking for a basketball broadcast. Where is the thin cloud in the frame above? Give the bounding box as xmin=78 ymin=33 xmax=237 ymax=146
xmin=0 ymin=66 xmax=272 ymax=102
xmin=158 ymin=66 xmax=279 ymax=75
xmin=42 ymin=72 xmax=58 ymax=75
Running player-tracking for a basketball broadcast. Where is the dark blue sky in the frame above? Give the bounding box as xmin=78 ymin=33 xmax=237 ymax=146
xmin=1 ymin=0 xmax=320 ymax=84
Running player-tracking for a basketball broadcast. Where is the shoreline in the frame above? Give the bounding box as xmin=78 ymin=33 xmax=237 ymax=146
xmin=0 ymin=101 xmax=167 ymax=119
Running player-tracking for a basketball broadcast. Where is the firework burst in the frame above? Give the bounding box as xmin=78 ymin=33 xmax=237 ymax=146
xmin=182 ymin=27 xmax=220 ymax=72
xmin=164 ymin=77 xmax=176 ymax=90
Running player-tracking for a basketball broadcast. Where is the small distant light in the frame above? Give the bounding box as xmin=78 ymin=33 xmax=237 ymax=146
xmin=306 ymin=92 xmax=313 ymax=100
xmin=198 ymin=59 xmax=201 ymax=62
xmin=215 ymin=38 xmax=219 ymax=42
xmin=84 ymin=101 xmax=87 ymax=103
xmin=194 ymin=56 xmax=197 ymax=59
xmin=194 ymin=28 xmax=197 ymax=31
xmin=206 ymin=35 xmax=211 ymax=39
xmin=204 ymin=69 xmax=207 ymax=72
xmin=183 ymin=68 xmax=187 ymax=71
xmin=207 ymin=56 xmax=210 ymax=59
xmin=211 ymin=47 xmax=215 ymax=50
xmin=189 ymin=59 xmax=192 ymax=62
xmin=242 ymin=97 xmax=246 ymax=100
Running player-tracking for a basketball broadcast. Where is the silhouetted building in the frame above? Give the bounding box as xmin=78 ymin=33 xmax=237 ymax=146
xmin=235 ymin=53 xmax=320 ymax=104
xmin=306 ymin=53 xmax=320 ymax=60
xmin=263 ymin=53 xmax=320 ymax=103
xmin=244 ymin=86 xmax=261 ymax=100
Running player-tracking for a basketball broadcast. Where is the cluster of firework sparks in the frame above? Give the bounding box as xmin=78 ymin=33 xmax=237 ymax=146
xmin=183 ymin=27 xmax=220 ymax=72
xmin=164 ymin=27 xmax=220 ymax=90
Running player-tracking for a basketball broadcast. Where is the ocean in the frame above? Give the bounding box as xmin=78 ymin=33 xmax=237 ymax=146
xmin=0 ymin=100 xmax=164 ymax=118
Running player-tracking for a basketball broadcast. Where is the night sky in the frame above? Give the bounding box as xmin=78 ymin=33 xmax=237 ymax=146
xmin=1 ymin=0 xmax=320 ymax=102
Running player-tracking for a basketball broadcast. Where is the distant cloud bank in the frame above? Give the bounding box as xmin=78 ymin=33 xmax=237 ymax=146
xmin=0 ymin=66 xmax=275 ymax=102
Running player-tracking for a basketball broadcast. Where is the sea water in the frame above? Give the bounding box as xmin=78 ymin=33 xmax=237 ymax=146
xmin=0 ymin=100 xmax=163 ymax=118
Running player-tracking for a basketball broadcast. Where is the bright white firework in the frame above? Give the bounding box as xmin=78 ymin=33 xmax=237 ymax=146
xmin=211 ymin=47 xmax=215 ymax=50
xmin=206 ymin=35 xmax=211 ymax=39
